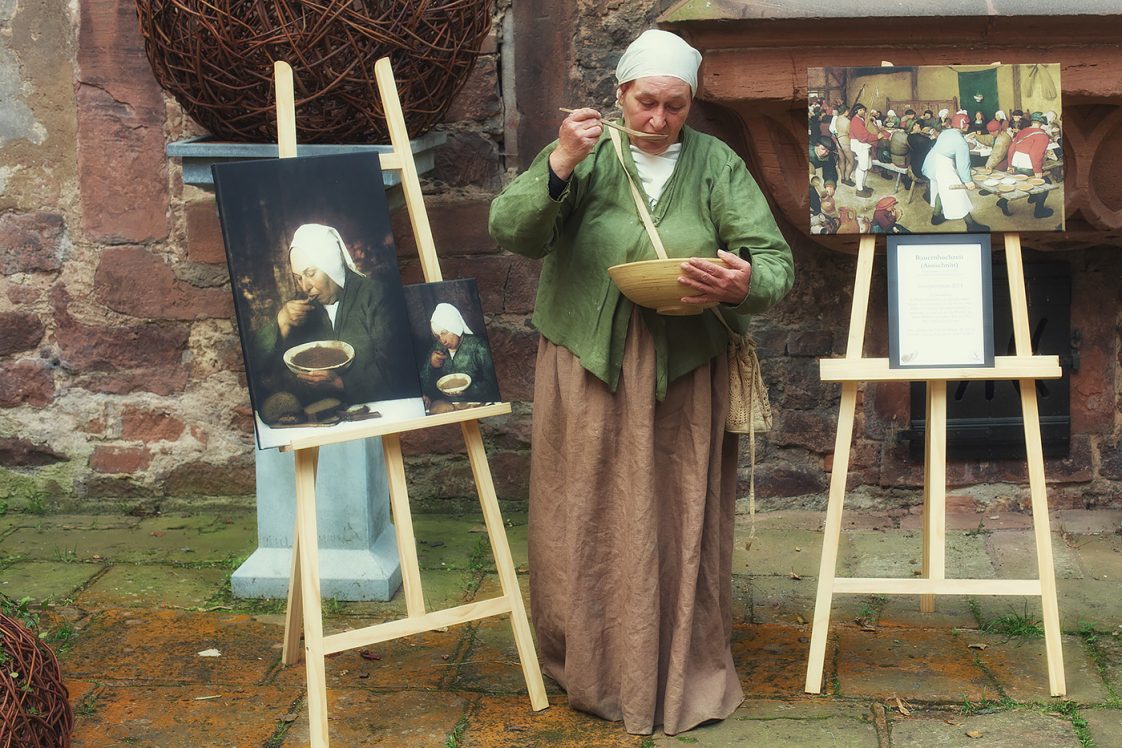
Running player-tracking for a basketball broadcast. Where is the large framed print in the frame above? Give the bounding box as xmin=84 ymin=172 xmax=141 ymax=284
xmin=887 ymin=234 xmax=995 ymax=369
xmin=212 ymin=152 xmax=426 ymax=449
xmin=806 ymin=63 xmax=1064 ymax=236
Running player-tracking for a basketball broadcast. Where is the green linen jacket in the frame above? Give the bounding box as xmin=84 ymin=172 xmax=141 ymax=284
xmin=488 ymin=125 xmax=794 ymax=399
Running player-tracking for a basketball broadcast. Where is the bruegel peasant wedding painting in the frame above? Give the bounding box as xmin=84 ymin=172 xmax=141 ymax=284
xmin=212 ymin=152 xmax=424 ymax=450
xmin=807 ymin=63 xmax=1064 ymax=235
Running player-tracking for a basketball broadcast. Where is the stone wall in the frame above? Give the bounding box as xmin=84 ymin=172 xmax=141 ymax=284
xmin=1 ymin=0 xmax=1119 ymax=514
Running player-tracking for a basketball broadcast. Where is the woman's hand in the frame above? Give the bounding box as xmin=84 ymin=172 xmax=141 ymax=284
xmin=549 ymin=108 xmax=603 ymax=180
xmin=278 ymin=299 xmax=313 ymax=338
xmin=430 ymin=350 xmax=448 ymax=369
xmin=678 ymin=249 xmax=753 ymax=306
xmin=296 ymin=369 xmax=344 ymax=391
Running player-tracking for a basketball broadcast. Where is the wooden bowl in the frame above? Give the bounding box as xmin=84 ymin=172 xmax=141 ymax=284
xmin=608 ymin=257 xmax=727 ymax=316
xmin=283 ymin=340 xmax=355 ymax=375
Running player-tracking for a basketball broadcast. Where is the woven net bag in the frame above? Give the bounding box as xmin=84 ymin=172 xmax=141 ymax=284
xmin=136 ymin=0 xmax=493 ymax=143
xmin=725 ymin=332 xmax=772 ymax=435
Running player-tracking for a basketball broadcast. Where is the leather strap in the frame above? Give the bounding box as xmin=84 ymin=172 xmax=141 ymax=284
xmin=608 ymin=126 xmax=668 ymax=261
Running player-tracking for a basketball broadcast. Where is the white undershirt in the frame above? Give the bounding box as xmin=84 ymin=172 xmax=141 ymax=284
xmin=629 ymin=143 xmax=682 ymax=206
xmin=323 ymin=301 xmax=340 ymax=327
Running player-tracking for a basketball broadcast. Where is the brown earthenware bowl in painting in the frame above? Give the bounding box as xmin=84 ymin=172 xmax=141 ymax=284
xmin=283 ymin=340 xmax=355 ymax=375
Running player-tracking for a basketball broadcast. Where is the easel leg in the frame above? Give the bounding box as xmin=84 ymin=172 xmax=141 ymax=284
xmin=294 ymin=447 xmax=330 ymax=747
xmin=462 ymin=420 xmax=549 ymax=710
xmin=1022 ymin=381 xmax=1067 ymax=696
xmin=282 ymin=518 xmax=304 ymax=665
xmin=920 ymin=381 xmax=947 ymax=614
xmin=382 ymin=434 xmax=426 ymax=617
xmin=805 ymin=381 xmax=859 ymax=693
xmin=283 ymin=448 xmax=319 ymax=665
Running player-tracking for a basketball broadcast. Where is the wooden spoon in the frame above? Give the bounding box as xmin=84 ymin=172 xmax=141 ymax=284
xmin=558 ymin=108 xmax=667 ymax=141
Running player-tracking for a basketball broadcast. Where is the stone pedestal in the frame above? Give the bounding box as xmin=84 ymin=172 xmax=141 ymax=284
xmin=231 ymin=438 xmax=401 ymax=601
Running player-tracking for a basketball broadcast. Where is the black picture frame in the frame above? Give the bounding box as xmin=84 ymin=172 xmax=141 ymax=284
xmin=887 ymin=233 xmax=995 ymax=369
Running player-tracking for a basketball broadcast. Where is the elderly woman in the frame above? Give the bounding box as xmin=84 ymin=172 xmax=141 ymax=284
xmin=488 ymin=29 xmax=794 ymax=736
xmin=419 ymin=302 xmax=498 ymax=409
xmin=253 ymin=223 xmax=416 ymax=415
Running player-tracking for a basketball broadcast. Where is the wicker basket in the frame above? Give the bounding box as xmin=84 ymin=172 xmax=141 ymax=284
xmin=0 ymin=607 xmax=73 ymax=747
xmin=136 ymin=0 xmax=493 ymax=143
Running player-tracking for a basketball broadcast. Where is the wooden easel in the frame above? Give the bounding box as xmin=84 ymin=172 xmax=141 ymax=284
xmin=803 ymin=233 xmax=1067 ymax=697
xmin=270 ymin=59 xmax=548 ymax=747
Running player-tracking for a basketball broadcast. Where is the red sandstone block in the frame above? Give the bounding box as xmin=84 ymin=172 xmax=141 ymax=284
xmin=0 ymin=359 xmax=54 ymax=407
xmin=486 ymin=323 xmax=538 ymax=402
xmin=185 ymin=201 xmax=228 ymax=265
xmin=0 ymin=212 xmax=65 ymax=274
xmin=431 ymin=132 xmax=501 ymax=190
xmin=90 ymin=445 xmax=152 ymax=474
xmin=94 ymin=246 xmax=232 ymax=321
xmin=391 ymin=198 xmax=497 ymax=258
xmin=76 ymin=0 xmax=167 ymax=243
xmin=121 ymin=406 xmax=185 ymax=442
xmin=0 ymin=311 xmax=45 ymax=356
xmin=444 ymin=56 xmax=500 ymax=123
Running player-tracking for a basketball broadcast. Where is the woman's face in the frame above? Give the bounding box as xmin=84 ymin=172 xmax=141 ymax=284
xmin=617 ymin=77 xmax=692 ymax=156
xmin=294 ymin=266 xmax=342 ymax=305
xmin=436 ymin=330 xmax=461 ymax=350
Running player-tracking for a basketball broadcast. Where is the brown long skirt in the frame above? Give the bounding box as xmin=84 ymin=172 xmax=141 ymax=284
xmin=528 ymin=314 xmax=743 ymax=736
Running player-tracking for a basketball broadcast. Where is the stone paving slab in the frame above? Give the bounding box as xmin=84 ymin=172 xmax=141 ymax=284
xmin=737 ymin=509 xmax=899 ymax=531
xmin=412 ymin=513 xmax=492 ymax=571
xmin=452 ymin=618 xmax=556 ymax=696
xmin=843 ymin=530 xmax=995 ymax=579
xmin=900 ymin=510 xmax=1036 ymax=532
xmin=1056 ymin=578 xmax=1122 ymax=630
xmin=731 ymin=623 xmax=814 ymax=697
xmin=1057 ymin=509 xmax=1122 ymax=535
xmin=2 ymin=513 xmax=255 ymax=564
xmin=835 ymin=627 xmax=996 ymax=703
xmin=747 ymin=575 xmax=873 ymax=626
xmin=75 ymin=564 xmax=227 ymax=609
xmin=327 ymin=627 xmax=464 ymax=691
xmin=1070 ymin=532 xmax=1122 ymax=580
xmin=61 ymin=609 xmax=281 ymax=686
xmin=966 ymin=632 xmax=1108 ymax=705
xmin=733 ymin=528 xmax=838 ymax=578
xmin=1081 ymin=707 xmax=1122 ymax=748
xmin=285 ymin=689 xmax=472 ymax=747
xmin=459 ymin=694 xmax=646 ymax=747
xmin=0 ymin=559 xmax=103 ymax=602
xmin=989 ymin=530 xmax=1084 ymax=580
xmin=69 ymin=683 xmax=296 ymax=748
xmin=874 ymin=594 xmax=985 ymax=629
xmin=1090 ymin=635 xmax=1122 ymax=695
xmin=886 ymin=708 xmax=1081 ymax=747
xmin=651 ymin=698 xmax=880 ymax=746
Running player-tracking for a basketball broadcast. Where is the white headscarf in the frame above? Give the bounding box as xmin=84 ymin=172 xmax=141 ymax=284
xmin=430 ymin=303 xmax=473 ymax=337
xmin=615 ymin=29 xmax=702 ymax=94
xmin=938 ymin=108 xmax=949 ymax=119
xmin=994 ymin=109 xmax=1007 ymax=121
xmin=289 ymin=223 xmax=359 ymax=289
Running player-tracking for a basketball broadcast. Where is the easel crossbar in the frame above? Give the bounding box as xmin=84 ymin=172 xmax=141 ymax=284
xmin=820 ymin=355 xmax=1061 ymax=382
xmin=323 ymin=596 xmax=513 ymax=654
xmin=830 ymin=578 xmax=1042 ymax=596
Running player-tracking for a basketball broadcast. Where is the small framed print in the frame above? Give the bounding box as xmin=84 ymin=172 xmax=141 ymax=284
xmin=887 ymin=234 xmax=995 ymax=369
